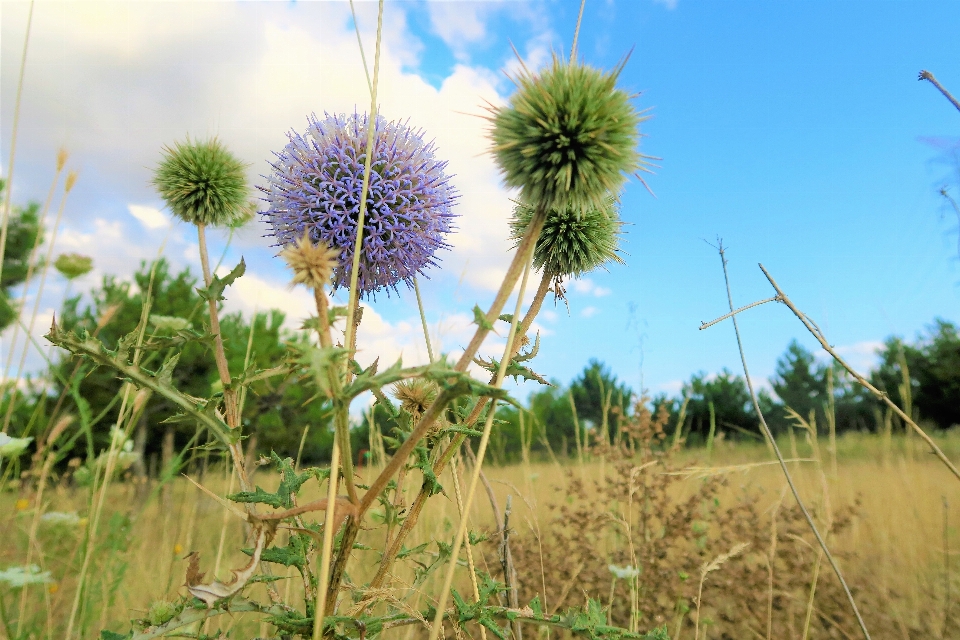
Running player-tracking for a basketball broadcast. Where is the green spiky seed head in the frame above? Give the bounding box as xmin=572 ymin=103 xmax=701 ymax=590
xmin=491 ymin=55 xmax=647 ymax=212
xmin=53 ymin=253 xmax=93 ymax=280
xmin=510 ymin=197 xmax=624 ymax=277
xmin=153 ymin=137 xmax=250 ymax=227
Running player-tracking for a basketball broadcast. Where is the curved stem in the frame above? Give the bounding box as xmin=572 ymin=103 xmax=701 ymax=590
xmin=359 ymin=207 xmax=547 ymax=517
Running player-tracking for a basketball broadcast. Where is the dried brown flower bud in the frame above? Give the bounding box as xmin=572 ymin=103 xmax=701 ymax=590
xmin=280 ymin=232 xmax=340 ymax=290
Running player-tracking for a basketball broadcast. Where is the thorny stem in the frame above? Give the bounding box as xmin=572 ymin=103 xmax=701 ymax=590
xmin=919 ymin=70 xmax=960 ymax=114
xmin=197 ymin=223 xmax=251 ymax=493
xmin=366 ymin=264 xmax=552 ymax=593
xmin=758 ymin=263 xmax=960 ymax=483
xmin=358 ymin=206 xmax=547 ymax=517
xmin=427 ymin=254 xmax=536 ymax=640
xmin=714 ymin=245 xmax=871 ymax=640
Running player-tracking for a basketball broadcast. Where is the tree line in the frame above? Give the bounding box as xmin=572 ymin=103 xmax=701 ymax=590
xmin=4 ymin=253 xmax=958 ymax=472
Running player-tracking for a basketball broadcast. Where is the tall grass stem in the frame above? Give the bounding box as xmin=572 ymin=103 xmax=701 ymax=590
xmin=716 ymin=246 xmax=871 ymax=640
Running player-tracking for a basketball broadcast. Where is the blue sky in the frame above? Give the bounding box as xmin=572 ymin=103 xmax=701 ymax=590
xmin=1 ymin=0 xmax=958 ymax=405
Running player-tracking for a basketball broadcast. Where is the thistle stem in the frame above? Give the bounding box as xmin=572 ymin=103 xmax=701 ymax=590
xmin=359 ymin=205 xmax=547 ymax=517
xmin=366 ymin=224 xmax=550 ymax=595
xmin=426 ymin=252 xmax=536 ymax=640
xmin=196 ymin=222 xmax=250 ymax=493
xmin=313 ymin=437 xmax=342 ymax=640
xmin=414 ymin=277 xmax=435 ymax=363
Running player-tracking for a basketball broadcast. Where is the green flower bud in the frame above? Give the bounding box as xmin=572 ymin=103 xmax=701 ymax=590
xmin=53 ymin=253 xmax=93 ymax=280
xmin=510 ymin=196 xmax=624 ymax=278
xmin=490 ymin=55 xmax=649 ymax=212
xmin=153 ymin=137 xmax=250 ymax=227
xmin=147 ymin=599 xmax=177 ymax=626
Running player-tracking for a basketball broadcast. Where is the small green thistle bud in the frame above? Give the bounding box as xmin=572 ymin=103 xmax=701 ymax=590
xmin=147 ymin=599 xmax=177 ymax=626
xmin=153 ymin=137 xmax=250 ymax=227
xmin=510 ymin=197 xmax=624 ymax=277
xmin=490 ymin=54 xmax=649 ymax=212
xmin=53 ymin=253 xmax=93 ymax=280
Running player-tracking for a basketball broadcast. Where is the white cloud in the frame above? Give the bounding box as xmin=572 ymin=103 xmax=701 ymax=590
xmin=128 ymin=204 xmax=169 ymax=230
xmin=580 ymin=306 xmax=598 ymax=319
xmin=3 ymin=1 xmax=518 ymax=292
xmin=569 ymin=278 xmax=612 ymax=298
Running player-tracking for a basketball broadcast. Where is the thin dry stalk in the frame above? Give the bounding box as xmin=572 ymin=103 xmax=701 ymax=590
xmin=426 ymin=255 xmax=535 ymax=640
xmin=758 ymin=263 xmax=960 ymax=483
xmin=919 ymin=70 xmax=960 ymax=113
xmin=0 ymin=0 xmax=36 ymax=294
xmin=695 ymin=543 xmax=750 ymax=640
xmin=707 ymin=246 xmax=871 ymax=639
xmin=2 ymin=171 xmax=77 ymax=433
xmin=2 ymin=148 xmax=67 ymax=383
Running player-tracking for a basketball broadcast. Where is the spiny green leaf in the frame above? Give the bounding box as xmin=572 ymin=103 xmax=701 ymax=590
xmin=196 ymin=258 xmax=245 ymax=303
xmin=473 ymin=304 xmax=495 ymax=331
xmin=229 ymin=486 xmax=284 ymax=509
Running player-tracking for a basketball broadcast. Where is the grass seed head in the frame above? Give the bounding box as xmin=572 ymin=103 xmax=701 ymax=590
xmin=490 ymin=55 xmax=647 ymax=212
xmin=153 ymin=137 xmax=251 ymax=227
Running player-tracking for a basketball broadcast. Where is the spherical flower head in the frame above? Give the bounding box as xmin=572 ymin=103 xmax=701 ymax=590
xmin=53 ymin=253 xmax=93 ymax=280
xmin=490 ymin=55 xmax=648 ymax=212
xmin=153 ymin=137 xmax=251 ymax=227
xmin=280 ymin=232 xmax=340 ymax=290
xmin=510 ymin=196 xmax=624 ymax=277
xmin=260 ymin=112 xmax=458 ymax=298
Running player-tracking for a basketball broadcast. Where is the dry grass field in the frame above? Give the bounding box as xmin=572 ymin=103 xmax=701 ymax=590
xmin=3 ymin=431 xmax=959 ymax=639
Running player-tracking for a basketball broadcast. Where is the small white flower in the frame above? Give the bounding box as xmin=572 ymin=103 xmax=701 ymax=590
xmin=0 ymin=565 xmax=53 ymax=588
xmin=40 ymin=512 xmax=81 ymax=527
xmin=0 ymin=432 xmax=32 ymax=458
xmin=608 ymin=564 xmax=640 ymax=580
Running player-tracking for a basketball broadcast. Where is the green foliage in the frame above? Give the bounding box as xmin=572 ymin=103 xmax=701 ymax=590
xmin=871 ymin=319 xmax=960 ymax=429
xmin=0 ymin=180 xmax=43 ymax=330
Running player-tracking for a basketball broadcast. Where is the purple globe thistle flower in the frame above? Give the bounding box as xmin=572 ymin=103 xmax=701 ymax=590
xmin=260 ymin=112 xmax=458 ymax=297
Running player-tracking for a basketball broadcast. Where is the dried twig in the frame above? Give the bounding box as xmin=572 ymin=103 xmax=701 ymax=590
xmin=705 ymin=243 xmax=872 ymax=640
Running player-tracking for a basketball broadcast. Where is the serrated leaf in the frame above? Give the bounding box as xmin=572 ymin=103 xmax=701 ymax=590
xmin=473 ymin=305 xmax=494 ymax=331
xmin=46 ymin=323 xmax=233 ymax=444
xmin=228 ymin=486 xmax=284 ymax=509
xmin=196 ymin=258 xmax=245 ymax=303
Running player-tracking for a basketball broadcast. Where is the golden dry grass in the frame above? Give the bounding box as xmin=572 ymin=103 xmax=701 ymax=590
xmin=2 ymin=431 xmax=959 ymax=639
